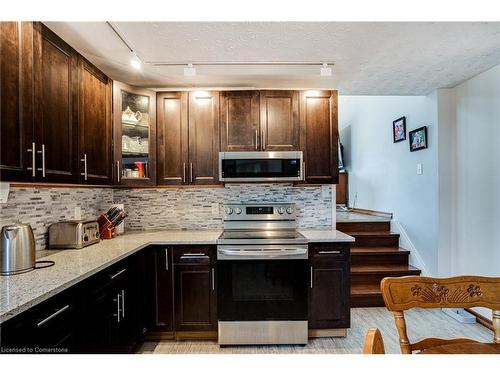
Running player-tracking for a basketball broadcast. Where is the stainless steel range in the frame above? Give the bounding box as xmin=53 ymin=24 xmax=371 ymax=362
xmin=217 ymin=203 xmax=308 ymax=346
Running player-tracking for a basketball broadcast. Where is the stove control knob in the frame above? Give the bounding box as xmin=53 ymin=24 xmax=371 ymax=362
xmin=225 ymin=207 xmax=233 ymax=215
xmin=234 ymin=207 xmax=242 ymax=215
xmin=286 ymin=207 xmax=294 ymax=214
xmin=277 ymin=207 xmax=285 ymax=215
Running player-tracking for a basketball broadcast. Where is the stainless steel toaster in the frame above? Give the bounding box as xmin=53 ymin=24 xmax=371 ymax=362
xmin=48 ymin=220 xmax=100 ymax=249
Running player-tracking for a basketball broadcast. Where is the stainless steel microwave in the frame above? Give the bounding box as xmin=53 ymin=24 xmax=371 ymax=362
xmin=219 ymin=151 xmax=303 ymax=182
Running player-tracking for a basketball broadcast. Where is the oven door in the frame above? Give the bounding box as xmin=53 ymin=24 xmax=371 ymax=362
xmin=219 ymin=151 xmax=303 ymax=182
xmin=217 ymin=258 xmax=308 ymax=321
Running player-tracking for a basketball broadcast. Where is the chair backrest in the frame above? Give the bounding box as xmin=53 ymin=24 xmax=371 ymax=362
xmin=380 ymin=275 xmax=500 ymax=354
xmin=363 ymin=328 xmax=386 ymax=354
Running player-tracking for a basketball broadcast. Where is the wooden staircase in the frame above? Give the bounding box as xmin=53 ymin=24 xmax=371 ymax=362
xmin=337 ymin=219 xmax=421 ymax=307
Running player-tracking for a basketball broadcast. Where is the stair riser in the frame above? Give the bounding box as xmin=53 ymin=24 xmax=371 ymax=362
xmin=351 ymin=272 xmax=421 ymax=287
xmin=337 ymin=221 xmax=390 ymax=233
xmin=352 ymin=236 xmax=399 ymax=247
xmin=350 ymin=295 xmax=386 ymax=308
xmin=351 ymin=254 xmax=409 ymax=266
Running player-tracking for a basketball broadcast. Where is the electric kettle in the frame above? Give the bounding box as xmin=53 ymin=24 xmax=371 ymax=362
xmin=0 ymin=223 xmax=36 ymax=275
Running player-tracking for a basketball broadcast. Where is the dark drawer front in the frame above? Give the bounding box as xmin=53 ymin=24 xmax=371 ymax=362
xmin=309 ymin=243 xmax=350 ymax=262
xmin=173 ymin=246 xmax=215 ymax=265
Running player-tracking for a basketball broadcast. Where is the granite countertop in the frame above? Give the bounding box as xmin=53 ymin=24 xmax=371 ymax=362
xmin=0 ymin=228 xmax=353 ymax=324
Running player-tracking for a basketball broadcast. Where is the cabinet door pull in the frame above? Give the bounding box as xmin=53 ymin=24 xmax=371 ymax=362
xmin=37 ymin=305 xmax=70 ymax=327
xmin=116 ymin=160 xmax=120 ymax=183
xmin=183 ymin=163 xmax=186 ymax=183
xmin=211 ymin=268 xmax=215 ymax=291
xmin=27 ymin=142 xmax=36 ymax=176
xmin=165 ymin=248 xmax=169 ymax=271
xmin=190 ymin=163 xmax=193 ymax=183
xmin=254 ymin=129 xmax=259 ymax=150
xmin=261 ymin=130 xmax=266 ymax=150
xmin=110 ymin=268 xmax=126 ymax=280
xmin=121 ymin=289 xmax=125 ymax=318
xmin=113 ymin=293 xmax=121 ymax=323
xmin=80 ymin=154 xmax=88 ymax=181
xmin=302 ymin=162 xmax=306 ymax=181
xmin=36 ymin=144 xmax=46 ymax=177
xmin=318 ymin=250 xmax=341 ymax=255
xmin=310 ymin=266 xmax=313 ymax=288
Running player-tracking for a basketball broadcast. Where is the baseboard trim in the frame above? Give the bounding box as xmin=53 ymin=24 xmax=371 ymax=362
xmin=145 ymin=331 xmax=175 ymax=341
xmin=349 ymin=208 xmax=393 ymax=219
xmin=308 ymin=328 xmax=347 ymax=338
xmin=175 ymin=331 xmax=218 ymax=340
xmin=465 ymin=308 xmax=493 ymax=331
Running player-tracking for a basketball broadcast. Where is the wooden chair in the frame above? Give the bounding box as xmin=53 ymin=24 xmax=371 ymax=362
xmin=380 ymin=275 xmax=500 ymax=354
xmin=363 ymin=328 xmax=386 ymax=354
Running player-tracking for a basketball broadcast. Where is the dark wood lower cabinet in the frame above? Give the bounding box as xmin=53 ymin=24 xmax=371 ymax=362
xmin=173 ymin=246 xmax=217 ymax=332
xmin=308 ymin=243 xmax=351 ymax=330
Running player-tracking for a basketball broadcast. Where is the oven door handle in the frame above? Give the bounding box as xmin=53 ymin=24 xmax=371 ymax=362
xmin=218 ymin=248 xmax=308 ymax=258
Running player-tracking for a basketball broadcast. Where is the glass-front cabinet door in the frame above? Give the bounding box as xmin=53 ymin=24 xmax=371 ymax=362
xmin=113 ymin=82 xmax=156 ymax=186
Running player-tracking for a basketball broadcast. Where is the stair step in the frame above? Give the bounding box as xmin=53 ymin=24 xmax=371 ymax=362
xmin=347 ymin=232 xmax=400 ymax=247
xmin=351 ymin=247 xmax=410 ymax=266
xmin=337 ymin=221 xmax=391 ymax=233
xmin=351 ymin=264 xmax=421 ymax=274
xmin=350 ymin=288 xmax=386 ymax=307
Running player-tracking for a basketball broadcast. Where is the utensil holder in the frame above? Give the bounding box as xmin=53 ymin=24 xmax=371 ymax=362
xmin=97 ymin=214 xmax=116 ymax=239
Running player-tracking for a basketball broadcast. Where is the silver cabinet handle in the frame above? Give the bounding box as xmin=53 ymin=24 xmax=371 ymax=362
xmin=211 ymin=268 xmax=215 ymax=291
xmin=254 ymin=129 xmax=258 ymax=150
xmin=261 ymin=130 xmax=266 ymax=150
xmin=116 ymin=160 xmax=120 ymax=183
xmin=110 ymin=268 xmax=126 ymax=280
xmin=165 ymin=248 xmax=169 ymax=271
xmin=310 ymin=266 xmax=313 ymax=288
xmin=80 ymin=154 xmax=88 ymax=181
xmin=302 ymin=162 xmax=306 ymax=181
xmin=121 ymin=289 xmax=125 ymax=318
xmin=37 ymin=305 xmax=70 ymax=327
xmin=27 ymin=142 xmax=36 ymax=177
xmin=180 ymin=253 xmax=209 ymax=260
xmin=183 ymin=163 xmax=186 ymax=183
xmin=36 ymin=144 xmax=45 ymax=177
xmin=318 ymin=250 xmax=341 ymax=254
xmin=113 ymin=293 xmax=121 ymax=323
xmin=190 ymin=162 xmax=193 ymax=183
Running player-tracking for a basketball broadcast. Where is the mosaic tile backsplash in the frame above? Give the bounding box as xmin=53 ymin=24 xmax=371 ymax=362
xmin=0 ymin=184 xmax=334 ymax=251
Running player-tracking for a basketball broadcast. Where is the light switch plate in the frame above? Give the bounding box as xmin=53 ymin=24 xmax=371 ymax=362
xmin=417 ymin=163 xmax=423 ymax=175
xmin=211 ymin=203 xmax=220 ymax=216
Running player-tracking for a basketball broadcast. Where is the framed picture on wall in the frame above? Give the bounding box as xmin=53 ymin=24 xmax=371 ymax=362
xmin=409 ymin=126 xmax=428 ymax=151
xmin=392 ymin=116 xmax=406 ymax=143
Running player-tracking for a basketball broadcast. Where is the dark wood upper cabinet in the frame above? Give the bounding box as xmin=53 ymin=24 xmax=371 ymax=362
xmin=300 ymin=90 xmax=339 ymax=184
xmin=113 ymin=81 xmax=157 ymax=186
xmin=220 ymin=91 xmax=260 ymax=151
xmin=260 ymin=90 xmax=300 ymax=151
xmin=33 ymin=23 xmax=79 ymax=183
xmin=188 ymin=91 xmax=220 ymax=185
xmin=78 ymin=58 xmax=113 ymax=185
xmin=156 ymin=92 xmax=188 ymax=185
xmin=0 ymin=22 xmax=34 ymax=181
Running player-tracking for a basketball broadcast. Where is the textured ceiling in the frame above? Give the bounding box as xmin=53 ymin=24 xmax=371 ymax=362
xmin=44 ymin=22 xmax=500 ymax=95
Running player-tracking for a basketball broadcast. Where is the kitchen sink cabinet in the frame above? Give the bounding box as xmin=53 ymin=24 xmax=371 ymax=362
xmin=173 ymin=246 xmax=217 ymax=332
xmin=300 ymin=90 xmax=339 ymax=184
xmin=308 ymin=243 xmax=350 ymax=330
xmin=157 ymin=91 xmax=220 ymax=186
xmin=0 ymin=22 xmax=35 ymax=182
xmin=113 ymin=81 xmax=157 ymax=186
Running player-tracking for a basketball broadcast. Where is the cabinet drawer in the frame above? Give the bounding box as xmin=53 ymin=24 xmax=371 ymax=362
xmin=309 ymin=243 xmax=350 ymax=261
xmin=173 ymin=246 xmax=215 ymax=264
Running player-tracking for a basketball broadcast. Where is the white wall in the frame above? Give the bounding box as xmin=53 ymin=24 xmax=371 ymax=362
xmin=442 ymin=64 xmax=500 ymax=278
xmin=339 ymin=95 xmax=439 ymax=274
